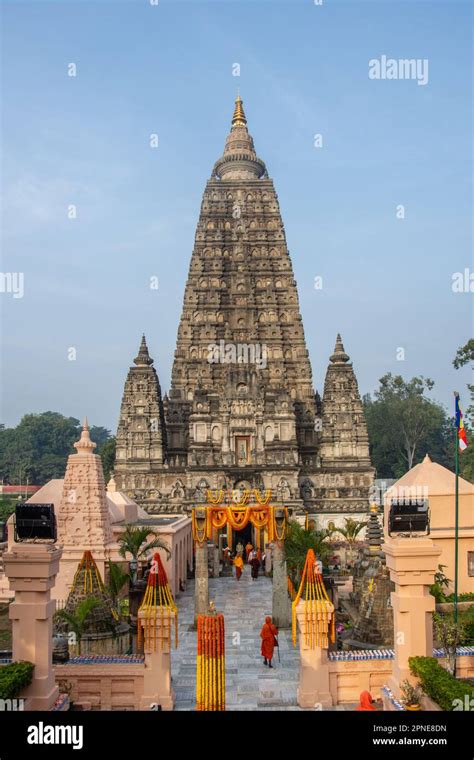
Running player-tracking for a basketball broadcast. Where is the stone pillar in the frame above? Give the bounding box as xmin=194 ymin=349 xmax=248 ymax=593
xmin=212 ymin=545 xmax=220 ymax=578
xmin=138 ymin=609 xmax=175 ymax=711
xmin=272 ymin=540 xmax=291 ymax=628
xmin=383 ymin=536 xmax=442 ymax=702
xmin=3 ymin=542 xmax=62 ymax=710
xmin=265 ymin=543 xmax=272 ymax=574
xmin=194 ymin=540 xmax=209 ymax=623
xmin=295 ymin=601 xmax=333 ymax=708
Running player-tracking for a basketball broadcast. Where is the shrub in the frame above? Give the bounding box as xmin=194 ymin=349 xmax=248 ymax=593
xmin=444 ymin=592 xmax=474 ymax=603
xmin=0 ymin=661 xmax=34 ymax=700
xmin=409 ymin=656 xmax=474 ymax=711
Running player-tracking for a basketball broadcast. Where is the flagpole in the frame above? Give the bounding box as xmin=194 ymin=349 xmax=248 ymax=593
xmin=454 ymin=392 xmax=460 ymax=625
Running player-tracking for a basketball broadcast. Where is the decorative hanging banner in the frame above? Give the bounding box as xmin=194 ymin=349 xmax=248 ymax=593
xmin=192 ymin=505 xmax=288 ymax=544
xmin=196 ymin=614 xmax=226 ymax=711
xmin=137 ymin=553 xmax=178 ymax=651
xmin=292 ymin=548 xmax=335 ymax=649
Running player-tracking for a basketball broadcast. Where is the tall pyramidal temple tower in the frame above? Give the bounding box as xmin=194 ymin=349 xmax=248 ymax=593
xmin=114 ymin=96 xmax=374 ymax=527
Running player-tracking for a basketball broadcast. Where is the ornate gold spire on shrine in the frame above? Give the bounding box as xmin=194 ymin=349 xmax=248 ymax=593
xmin=213 ymin=93 xmax=266 ymax=180
xmin=231 ymin=93 xmax=247 ymax=128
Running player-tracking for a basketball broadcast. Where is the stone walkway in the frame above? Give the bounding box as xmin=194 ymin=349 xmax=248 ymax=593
xmin=171 ymin=566 xmax=355 ymax=711
xmin=171 ymin=566 xmax=300 ymax=710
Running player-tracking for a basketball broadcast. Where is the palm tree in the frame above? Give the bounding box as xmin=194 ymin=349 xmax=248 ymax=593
xmin=284 ymin=520 xmax=333 ymax=587
xmin=106 ymin=561 xmax=130 ymax=616
xmin=118 ymin=525 xmax=171 ymax=584
xmin=55 ymin=597 xmax=101 ymax=655
xmin=333 ymin=518 xmax=368 ymax=567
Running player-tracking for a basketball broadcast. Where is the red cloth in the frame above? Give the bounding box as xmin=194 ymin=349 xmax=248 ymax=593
xmin=235 ymin=566 xmax=242 ymax=579
xmin=260 ymin=616 xmax=278 ymax=660
xmin=356 ymin=691 xmax=376 ymax=711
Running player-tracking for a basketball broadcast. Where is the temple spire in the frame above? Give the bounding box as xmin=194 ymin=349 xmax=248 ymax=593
xmin=213 ymin=94 xmax=266 ymax=180
xmin=231 ymin=93 xmax=247 ymax=129
xmin=134 ymin=334 xmax=153 ymax=367
xmin=74 ymin=418 xmax=96 ymax=454
xmin=329 ymin=333 xmax=350 ymax=364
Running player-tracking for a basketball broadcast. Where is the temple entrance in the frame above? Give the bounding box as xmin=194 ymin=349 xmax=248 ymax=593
xmin=192 ymin=492 xmax=291 ymax=627
xmin=232 ymin=523 xmax=252 ymax=553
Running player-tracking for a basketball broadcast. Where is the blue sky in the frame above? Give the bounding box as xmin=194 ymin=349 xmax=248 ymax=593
xmin=1 ymin=0 xmax=472 ymax=432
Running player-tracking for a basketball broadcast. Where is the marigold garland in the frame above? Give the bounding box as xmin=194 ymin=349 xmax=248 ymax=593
xmin=287 ymin=576 xmax=296 ymax=601
xmin=291 ymin=549 xmax=335 ymax=649
xmin=137 ymin=553 xmax=178 ymax=651
xmin=254 ymin=488 xmax=272 ymax=505
xmin=207 ymin=489 xmax=224 ymax=505
xmin=196 ymin=613 xmax=225 ymax=711
xmin=192 ymin=508 xmax=208 ymax=543
xmin=192 ymin=505 xmax=288 ymax=548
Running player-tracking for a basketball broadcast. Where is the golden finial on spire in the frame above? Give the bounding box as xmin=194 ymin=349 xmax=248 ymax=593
xmin=232 ymin=92 xmax=247 ymax=128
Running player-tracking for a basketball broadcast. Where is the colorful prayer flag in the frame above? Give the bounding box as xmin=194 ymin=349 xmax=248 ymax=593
xmin=455 ymin=393 xmax=468 ymax=451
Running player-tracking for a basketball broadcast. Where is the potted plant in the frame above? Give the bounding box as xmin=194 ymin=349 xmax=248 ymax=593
xmin=400 ymin=679 xmax=422 ymax=711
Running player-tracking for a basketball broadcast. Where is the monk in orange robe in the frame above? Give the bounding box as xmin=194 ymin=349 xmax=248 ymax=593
xmin=245 ymin=542 xmax=253 ymax=561
xmin=356 ymin=691 xmax=376 ymax=711
xmin=260 ymin=616 xmax=278 ymax=668
xmin=233 ymin=555 xmax=244 ymax=580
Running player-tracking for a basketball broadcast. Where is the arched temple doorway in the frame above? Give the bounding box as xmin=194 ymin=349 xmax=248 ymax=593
xmin=191 ymin=490 xmax=292 ymax=627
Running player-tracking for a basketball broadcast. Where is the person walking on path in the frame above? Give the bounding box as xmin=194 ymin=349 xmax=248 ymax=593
xmin=245 ymin=541 xmax=253 ymax=562
xmin=249 ymin=549 xmax=260 ymax=580
xmin=260 ymin=616 xmax=278 ymax=668
xmin=233 ymin=554 xmax=244 ymax=581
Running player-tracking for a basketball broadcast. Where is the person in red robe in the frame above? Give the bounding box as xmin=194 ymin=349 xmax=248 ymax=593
xmin=260 ymin=616 xmax=278 ymax=668
xmin=356 ymin=691 xmax=376 ymax=711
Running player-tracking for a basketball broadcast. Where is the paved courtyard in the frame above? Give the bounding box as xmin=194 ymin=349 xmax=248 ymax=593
xmin=171 ymin=566 xmax=355 ymax=711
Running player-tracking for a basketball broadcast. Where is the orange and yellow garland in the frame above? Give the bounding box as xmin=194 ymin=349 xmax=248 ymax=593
xmin=196 ymin=614 xmax=226 ymax=711
xmin=192 ymin=506 xmax=288 ymax=546
xmin=291 ymin=549 xmax=335 ymax=649
xmin=137 ymin=552 xmax=178 ymax=651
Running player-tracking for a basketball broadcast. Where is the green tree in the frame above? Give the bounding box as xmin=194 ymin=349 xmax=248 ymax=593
xmin=118 ymin=526 xmax=171 ymax=584
xmin=333 ymin=517 xmax=368 ymax=566
xmin=453 ymin=339 xmax=474 ymax=370
xmin=98 ymin=437 xmax=116 ymax=483
xmin=106 ymin=561 xmax=130 ymax=616
xmin=433 ymin=612 xmax=465 ymax=676
xmin=364 ymin=374 xmax=449 ymax=478
xmin=55 ymin=597 xmax=101 ymax=656
xmin=284 ymin=520 xmax=332 ymax=587
xmin=0 ymin=412 xmax=113 ymax=485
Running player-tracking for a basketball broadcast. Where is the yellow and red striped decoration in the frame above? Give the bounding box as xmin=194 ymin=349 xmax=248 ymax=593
xmin=196 ymin=614 xmax=226 ymax=711
xmin=137 ymin=552 xmax=178 ymax=651
xmin=292 ymin=549 xmax=335 ymax=649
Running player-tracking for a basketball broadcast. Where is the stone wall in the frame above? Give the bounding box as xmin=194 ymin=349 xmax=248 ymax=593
xmin=55 ymin=658 xmax=145 ymax=711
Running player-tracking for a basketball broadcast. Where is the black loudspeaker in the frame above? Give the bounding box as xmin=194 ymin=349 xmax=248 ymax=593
xmin=14 ymin=503 xmax=57 ymax=541
xmin=388 ymin=498 xmax=430 ymax=536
